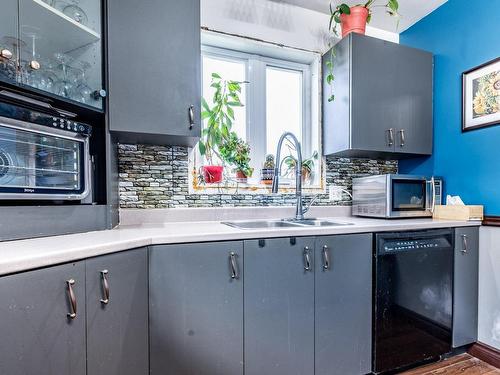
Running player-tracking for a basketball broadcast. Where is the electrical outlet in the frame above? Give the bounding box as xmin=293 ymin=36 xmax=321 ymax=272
xmin=329 ymin=185 xmax=344 ymax=201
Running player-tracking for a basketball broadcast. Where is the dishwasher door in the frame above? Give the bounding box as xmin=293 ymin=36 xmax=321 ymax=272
xmin=373 ymin=229 xmax=453 ymax=374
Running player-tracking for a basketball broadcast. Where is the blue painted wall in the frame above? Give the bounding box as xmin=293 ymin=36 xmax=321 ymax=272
xmin=399 ymin=0 xmax=500 ymax=215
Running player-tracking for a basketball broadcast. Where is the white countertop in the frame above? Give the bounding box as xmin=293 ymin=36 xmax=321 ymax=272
xmin=0 ymin=213 xmax=480 ymax=276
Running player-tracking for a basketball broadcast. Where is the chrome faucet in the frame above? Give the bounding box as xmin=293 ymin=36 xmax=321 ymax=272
xmin=272 ymin=132 xmax=308 ymax=221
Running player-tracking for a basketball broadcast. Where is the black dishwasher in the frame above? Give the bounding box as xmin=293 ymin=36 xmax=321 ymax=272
xmin=373 ymin=229 xmax=453 ymax=374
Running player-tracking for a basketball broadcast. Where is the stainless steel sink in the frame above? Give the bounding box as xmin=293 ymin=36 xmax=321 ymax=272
xmin=291 ymin=219 xmax=354 ymax=227
xmin=222 ymin=220 xmax=299 ymax=229
xmin=222 ymin=219 xmax=354 ymax=230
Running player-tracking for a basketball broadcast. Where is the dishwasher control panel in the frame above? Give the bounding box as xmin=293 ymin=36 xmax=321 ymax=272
xmin=381 ymin=237 xmax=452 ymax=254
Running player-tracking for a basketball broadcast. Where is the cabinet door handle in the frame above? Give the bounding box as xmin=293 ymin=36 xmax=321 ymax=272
xmin=0 ymin=49 xmax=13 ymax=60
xmin=188 ymin=105 xmax=195 ymax=130
xmin=387 ymin=128 xmax=394 ymax=147
xmin=461 ymin=234 xmax=468 ymax=254
xmin=303 ymin=246 xmax=312 ymax=271
xmin=100 ymin=270 xmax=110 ymax=304
xmin=229 ymin=252 xmax=240 ymax=279
xmin=322 ymin=245 xmax=330 ymax=270
xmin=399 ymin=129 xmax=406 ymax=147
xmin=66 ymin=279 xmax=77 ymax=319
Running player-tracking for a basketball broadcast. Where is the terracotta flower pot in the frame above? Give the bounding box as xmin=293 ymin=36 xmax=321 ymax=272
xmin=340 ymin=6 xmax=369 ymax=38
xmin=202 ymin=165 xmax=223 ymax=183
xmin=236 ymin=170 xmax=252 ymax=183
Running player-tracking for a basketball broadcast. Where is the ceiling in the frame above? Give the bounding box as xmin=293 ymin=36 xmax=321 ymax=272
xmin=279 ymin=0 xmax=447 ymax=32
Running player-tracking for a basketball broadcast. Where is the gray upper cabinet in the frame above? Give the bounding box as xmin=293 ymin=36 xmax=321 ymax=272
xmin=244 ymin=237 xmax=315 ymax=375
xmin=0 ymin=262 xmax=86 ymax=375
xmin=86 ymin=248 xmax=149 ymax=375
xmin=149 ymin=242 xmax=244 ymax=375
xmin=322 ymin=33 xmax=433 ymax=158
xmin=315 ymin=234 xmax=372 ymax=375
xmin=453 ymin=227 xmax=479 ymax=347
xmin=107 ymin=0 xmax=201 ymax=146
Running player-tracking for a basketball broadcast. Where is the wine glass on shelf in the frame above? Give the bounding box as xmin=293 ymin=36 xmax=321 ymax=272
xmin=21 ymin=26 xmax=43 ymax=87
xmin=71 ymin=61 xmax=93 ymax=104
xmin=63 ymin=0 xmax=88 ymax=25
xmin=0 ymin=36 xmax=26 ymax=83
xmin=53 ymin=52 xmax=76 ymax=99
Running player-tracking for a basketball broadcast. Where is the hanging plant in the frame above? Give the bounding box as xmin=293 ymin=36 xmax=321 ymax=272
xmin=326 ymin=0 xmax=400 ymax=102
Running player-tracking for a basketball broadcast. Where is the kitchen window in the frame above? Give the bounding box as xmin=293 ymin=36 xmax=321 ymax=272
xmin=192 ymin=40 xmax=322 ymax=193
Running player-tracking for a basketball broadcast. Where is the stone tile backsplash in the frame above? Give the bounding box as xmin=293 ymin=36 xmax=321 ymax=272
xmin=118 ymin=144 xmax=398 ymax=209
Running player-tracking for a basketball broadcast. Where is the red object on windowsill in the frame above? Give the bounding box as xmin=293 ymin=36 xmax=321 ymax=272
xmin=202 ymin=165 xmax=224 ymax=183
xmin=340 ymin=6 xmax=369 ymax=37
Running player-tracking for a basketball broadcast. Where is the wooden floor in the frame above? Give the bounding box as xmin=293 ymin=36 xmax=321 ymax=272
xmin=400 ymin=354 xmax=500 ymax=374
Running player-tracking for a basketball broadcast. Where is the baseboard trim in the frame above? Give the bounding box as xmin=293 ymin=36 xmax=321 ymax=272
xmin=468 ymin=342 xmax=500 ymax=369
xmin=483 ymin=216 xmax=500 ymax=227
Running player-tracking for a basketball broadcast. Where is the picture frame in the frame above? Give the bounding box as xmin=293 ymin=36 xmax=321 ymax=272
xmin=462 ymin=57 xmax=500 ymax=132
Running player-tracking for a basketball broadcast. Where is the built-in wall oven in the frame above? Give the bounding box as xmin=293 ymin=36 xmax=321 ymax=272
xmin=352 ymin=174 xmax=443 ymax=218
xmin=0 ymin=100 xmax=92 ymax=200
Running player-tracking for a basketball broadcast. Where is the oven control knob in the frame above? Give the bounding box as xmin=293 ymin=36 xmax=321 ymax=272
xmin=78 ymin=125 xmax=85 ymax=132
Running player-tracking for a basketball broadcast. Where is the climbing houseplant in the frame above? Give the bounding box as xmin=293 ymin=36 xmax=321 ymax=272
xmin=326 ymin=0 xmax=400 ymax=102
xmin=219 ymin=131 xmax=254 ymax=182
xmin=199 ymin=73 xmax=246 ymax=183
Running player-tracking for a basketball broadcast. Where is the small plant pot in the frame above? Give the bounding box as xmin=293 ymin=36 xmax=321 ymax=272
xmin=236 ymin=170 xmax=250 ymax=183
xmin=202 ymin=165 xmax=224 ymax=184
xmin=260 ymin=168 xmax=275 ymax=185
xmin=340 ymin=6 xmax=369 ymax=37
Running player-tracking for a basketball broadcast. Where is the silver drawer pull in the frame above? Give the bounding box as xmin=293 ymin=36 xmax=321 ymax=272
xmin=188 ymin=105 xmax=195 ymax=130
xmin=229 ymin=252 xmax=240 ymax=280
xmin=461 ymin=234 xmax=468 ymax=254
xmin=387 ymin=128 xmax=394 ymax=147
xmin=399 ymin=129 xmax=406 ymax=147
xmin=303 ymin=246 xmax=312 ymax=271
xmin=66 ymin=279 xmax=77 ymax=319
xmin=100 ymin=270 xmax=110 ymax=304
xmin=322 ymin=245 xmax=330 ymax=270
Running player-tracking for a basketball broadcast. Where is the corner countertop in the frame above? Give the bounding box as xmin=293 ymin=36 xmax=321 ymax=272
xmin=0 ymin=213 xmax=480 ymax=277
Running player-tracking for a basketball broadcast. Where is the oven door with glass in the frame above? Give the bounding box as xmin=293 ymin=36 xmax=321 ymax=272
xmin=389 ymin=175 xmax=432 ymax=218
xmin=0 ymin=117 xmax=90 ymax=200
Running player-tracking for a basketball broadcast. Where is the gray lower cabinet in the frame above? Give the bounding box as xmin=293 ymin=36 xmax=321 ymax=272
xmin=86 ymin=248 xmax=149 ymax=375
xmin=244 ymin=237 xmax=316 ymax=375
xmin=107 ymin=0 xmax=201 ymax=146
xmin=0 ymin=262 xmax=86 ymax=375
xmin=149 ymin=242 xmax=244 ymax=375
xmin=315 ymin=234 xmax=372 ymax=375
xmin=453 ymin=227 xmax=479 ymax=347
xmin=322 ymin=33 xmax=433 ymax=158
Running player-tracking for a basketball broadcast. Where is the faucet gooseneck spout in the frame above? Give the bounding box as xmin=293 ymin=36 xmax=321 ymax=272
xmin=271 ymin=132 xmax=305 ymax=221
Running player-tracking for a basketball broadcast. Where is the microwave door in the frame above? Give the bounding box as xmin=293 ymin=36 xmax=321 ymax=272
xmin=390 ymin=178 xmax=429 ymax=217
xmin=0 ymin=119 xmax=90 ymax=200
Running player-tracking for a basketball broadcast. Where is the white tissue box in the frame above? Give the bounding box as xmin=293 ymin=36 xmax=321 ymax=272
xmin=433 ymin=205 xmax=484 ymax=221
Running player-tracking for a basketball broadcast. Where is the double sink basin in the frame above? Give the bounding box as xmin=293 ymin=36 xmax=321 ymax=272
xmin=223 ymin=218 xmax=354 ymax=230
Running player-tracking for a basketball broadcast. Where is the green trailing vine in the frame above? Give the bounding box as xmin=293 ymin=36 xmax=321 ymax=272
xmin=326 ymin=0 xmax=400 ymax=102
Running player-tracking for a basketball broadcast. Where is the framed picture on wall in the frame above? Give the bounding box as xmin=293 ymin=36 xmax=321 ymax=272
xmin=462 ymin=57 xmax=500 ymax=132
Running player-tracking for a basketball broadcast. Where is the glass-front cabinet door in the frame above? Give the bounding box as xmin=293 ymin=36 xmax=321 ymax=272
xmin=0 ymin=0 xmax=103 ymax=110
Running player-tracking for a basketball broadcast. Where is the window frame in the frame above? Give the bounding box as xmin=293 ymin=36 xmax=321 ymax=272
xmin=201 ymin=45 xmax=314 ymax=171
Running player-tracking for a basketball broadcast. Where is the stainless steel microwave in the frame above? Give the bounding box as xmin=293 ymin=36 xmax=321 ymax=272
xmin=0 ymin=101 xmax=92 ymax=201
xmin=352 ymin=174 xmax=442 ymax=218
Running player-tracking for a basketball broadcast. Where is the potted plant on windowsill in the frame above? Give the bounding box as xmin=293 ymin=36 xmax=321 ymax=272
xmin=283 ymin=151 xmax=319 ymax=184
xmin=199 ymin=73 xmax=246 ymax=184
xmin=329 ymin=0 xmax=400 ymax=38
xmin=219 ymin=131 xmax=254 ymax=183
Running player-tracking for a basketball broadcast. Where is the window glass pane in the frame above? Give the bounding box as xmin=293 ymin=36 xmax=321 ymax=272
xmin=202 ymin=55 xmax=247 ymax=141
xmin=266 ymin=67 xmax=303 ymax=154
